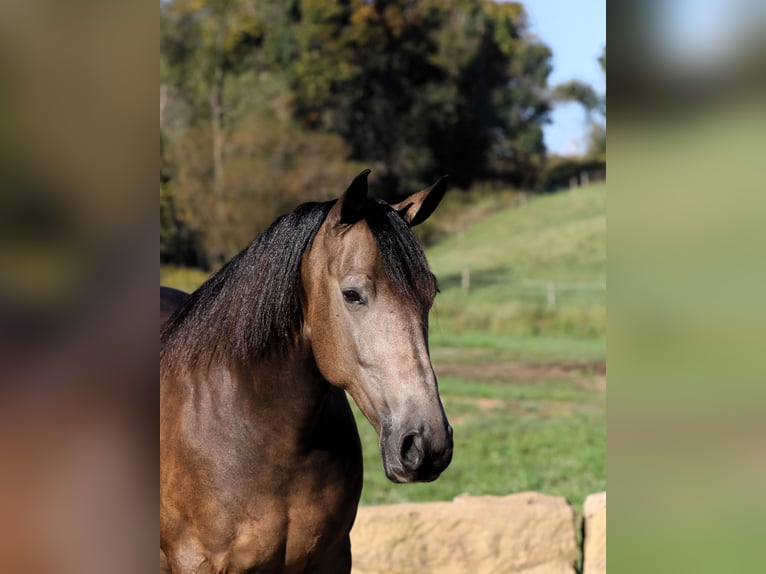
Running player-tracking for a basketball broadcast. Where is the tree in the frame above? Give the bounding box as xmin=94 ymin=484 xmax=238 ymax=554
xmin=160 ymin=0 xmax=559 ymax=265
xmin=485 ymin=2 xmax=553 ymax=187
xmin=551 ymin=80 xmax=601 ymax=116
xmin=550 ymin=45 xmax=606 ymax=160
xmin=161 ymin=1 xmax=270 ymax=261
xmin=289 ymin=0 xmax=554 ymax=197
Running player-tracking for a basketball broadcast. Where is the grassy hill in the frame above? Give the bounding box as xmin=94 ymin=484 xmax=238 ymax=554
xmin=428 ymin=184 xmax=605 ymax=282
xmin=426 ymin=183 xmax=606 ymax=362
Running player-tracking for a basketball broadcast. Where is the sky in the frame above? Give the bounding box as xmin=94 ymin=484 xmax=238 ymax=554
xmin=519 ymin=0 xmax=606 ymax=156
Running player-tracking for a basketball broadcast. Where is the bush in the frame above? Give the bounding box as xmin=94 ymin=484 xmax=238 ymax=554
xmin=540 ymin=156 xmax=606 ymax=192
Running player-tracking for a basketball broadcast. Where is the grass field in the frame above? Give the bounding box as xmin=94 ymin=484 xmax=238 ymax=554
xmin=160 ymin=265 xmax=211 ymax=294
xmin=427 ymin=183 xmax=606 ymax=346
xmin=161 ymin=183 xmax=606 ymax=509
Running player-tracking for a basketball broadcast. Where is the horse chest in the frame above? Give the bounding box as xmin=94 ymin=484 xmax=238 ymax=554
xmin=162 ymin=376 xmax=362 ymax=572
xmin=223 ymin=461 xmax=360 ymax=573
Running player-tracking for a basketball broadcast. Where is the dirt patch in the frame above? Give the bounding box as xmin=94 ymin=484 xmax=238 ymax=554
xmin=445 ymin=396 xmax=506 ymax=425
xmin=446 ymin=396 xmax=601 ymax=425
xmin=435 ymin=360 xmax=606 ymax=391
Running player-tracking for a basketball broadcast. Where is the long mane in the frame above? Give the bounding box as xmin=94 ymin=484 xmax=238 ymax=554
xmin=161 ymin=201 xmax=333 ymax=372
xmin=161 ymin=198 xmax=437 ymax=373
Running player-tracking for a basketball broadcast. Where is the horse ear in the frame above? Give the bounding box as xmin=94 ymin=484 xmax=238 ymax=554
xmin=338 ymin=169 xmax=371 ymax=224
xmin=392 ymin=175 xmax=448 ymax=227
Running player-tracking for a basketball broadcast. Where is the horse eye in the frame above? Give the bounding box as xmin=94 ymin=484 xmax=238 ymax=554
xmin=342 ymin=289 xmax=363 ymax=304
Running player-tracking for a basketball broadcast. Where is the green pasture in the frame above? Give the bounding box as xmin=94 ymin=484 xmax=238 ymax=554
xmin=160 ymin=265 xmax=210 ymax=294
xmin=161 ymin=183 xmax=606 ymax=508
xmin=428 ymin=185 xmax=605 ymax=283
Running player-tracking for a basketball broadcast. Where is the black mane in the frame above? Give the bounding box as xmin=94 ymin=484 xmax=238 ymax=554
xmin=161 ymin=199 xmax=437 ymax=372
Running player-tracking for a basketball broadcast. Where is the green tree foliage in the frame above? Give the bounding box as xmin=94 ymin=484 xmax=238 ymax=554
xmin=161 ymin=0 xmax=556 ymax=265
xmin=551 ymin=80 xmax=601 ymax=115
xmin=290 ymin=0 xmax=553 ymax=196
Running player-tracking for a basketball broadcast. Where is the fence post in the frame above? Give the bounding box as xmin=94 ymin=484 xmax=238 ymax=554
xmin=459 ymin=228 xmax=470 ymax=292
xmin=461 ymin=268 xmax=470 ymax=291
xmin=546 ymin=282 xmax=556 ymax=311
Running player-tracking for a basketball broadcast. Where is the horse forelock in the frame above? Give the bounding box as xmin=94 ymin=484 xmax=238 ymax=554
xmin=361 ymin=199 xmax=438 ymax=314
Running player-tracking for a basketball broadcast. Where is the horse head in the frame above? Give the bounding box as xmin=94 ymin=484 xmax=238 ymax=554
xmin=302 ymin=170 xmax=453 ymax=483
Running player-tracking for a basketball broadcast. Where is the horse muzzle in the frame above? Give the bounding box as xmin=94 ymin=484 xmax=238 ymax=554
xmin=381 ymin=424 xmax=453 ymax=483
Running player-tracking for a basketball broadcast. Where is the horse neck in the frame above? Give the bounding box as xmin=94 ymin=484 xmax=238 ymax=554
xmin=231 ymin=343 xmax=333 ymax=446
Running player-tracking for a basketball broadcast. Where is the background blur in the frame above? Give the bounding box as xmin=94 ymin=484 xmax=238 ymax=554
xmin=609 ymin=2 xmax=766 ymax=573
xmin=159 ymin=0 xmax=606 ymax=269
xmin=0 ymin=0 xmax=764 ymax=573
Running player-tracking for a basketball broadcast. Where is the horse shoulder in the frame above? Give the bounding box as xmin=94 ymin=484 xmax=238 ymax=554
xmin=160 ymin=374 xmax=360 ymax=573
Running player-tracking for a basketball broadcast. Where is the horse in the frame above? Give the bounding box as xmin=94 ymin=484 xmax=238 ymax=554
xmin=160 ymin=170 xmax=453 ymax=573
xmin=161 ymin=286 xmax=189 ymax=329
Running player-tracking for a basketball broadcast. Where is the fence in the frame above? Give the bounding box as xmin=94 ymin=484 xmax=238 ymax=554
xmin=569 ymin=168 xmax=606 ymax=189
xmin=456 ymin=273 xmax=606 ymax=311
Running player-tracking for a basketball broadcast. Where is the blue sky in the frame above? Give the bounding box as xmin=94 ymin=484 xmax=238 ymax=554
xmin=519 ymin=0 xmax=606 ymax=155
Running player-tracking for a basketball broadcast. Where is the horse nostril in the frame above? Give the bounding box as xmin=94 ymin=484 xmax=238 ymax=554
xmin=399 ymin=432 xmax=424 ymax=470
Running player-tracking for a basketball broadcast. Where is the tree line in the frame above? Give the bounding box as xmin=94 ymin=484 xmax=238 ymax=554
xmin=161 ymin=0 xmax=602 ymax=268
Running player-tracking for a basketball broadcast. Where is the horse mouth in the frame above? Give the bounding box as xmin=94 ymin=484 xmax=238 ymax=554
xmin=384 ymin=465 xmax=446 ymax=484
xmin=380 ymin=431 xmax=453 ymax=484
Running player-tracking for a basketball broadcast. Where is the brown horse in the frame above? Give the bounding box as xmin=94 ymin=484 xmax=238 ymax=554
xmin=160 ymin=170 xmax=453 ymax=573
